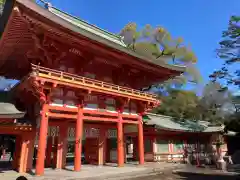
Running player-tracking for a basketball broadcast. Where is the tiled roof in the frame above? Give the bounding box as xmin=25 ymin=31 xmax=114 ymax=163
xmin=0 ymin=102 xmax=25 ymax=119
xmin=47 ymin=6 xmax=126 ymax=47
xmin=145 ymin=113 xmax=224 ymax=133
xmin=0 ymin=91 xmax=25 ymax=119
xmin=32 ymin=0 xmax=186 ymax=73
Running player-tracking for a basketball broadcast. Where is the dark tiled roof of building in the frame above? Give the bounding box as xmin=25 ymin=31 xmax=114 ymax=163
xmin=145 ymin=113 xmax=224 ymax=133
xmin=0 ymin=91 xmax=25 ymax=119
xmin=0 ymin=102 xmax=25 ymax=119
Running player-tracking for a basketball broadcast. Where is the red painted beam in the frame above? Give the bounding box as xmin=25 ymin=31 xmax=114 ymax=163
xmin=122 ymin=120 xmax=138 ymax=124
xmin=83 ymin=116 xmax=118 ymax=122
xmin=48 ymin=105 xmax=78 ymax=112
xmin=48 ymin=112 xmax=77 ymax=119
xmin=83 ymin=109 xmax=118 ymax=117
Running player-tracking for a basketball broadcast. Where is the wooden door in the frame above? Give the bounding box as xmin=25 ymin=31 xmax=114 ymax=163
xmin=85 ymin=138 xmax=98 ymax=165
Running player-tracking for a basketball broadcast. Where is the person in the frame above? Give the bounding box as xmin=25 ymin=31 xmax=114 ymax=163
xmin=16 ymin=176 xmax=28 ymax=180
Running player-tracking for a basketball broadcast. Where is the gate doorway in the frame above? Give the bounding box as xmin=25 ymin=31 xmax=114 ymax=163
xmin=0 ymin=135 xmax=17 ymax=171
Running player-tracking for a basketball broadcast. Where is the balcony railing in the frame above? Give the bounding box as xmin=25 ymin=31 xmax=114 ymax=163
xmin=31 ymin=64 xmax=158 ymax=102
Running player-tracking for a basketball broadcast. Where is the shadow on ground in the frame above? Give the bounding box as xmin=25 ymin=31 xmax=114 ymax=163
xmin=128 ymin=171 xmax=240 ymax=180
xmin=175 ymin=172 xmax=240 ymax=180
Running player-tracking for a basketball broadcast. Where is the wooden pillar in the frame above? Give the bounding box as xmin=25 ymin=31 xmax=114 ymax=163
xmin=74 ymin=107 xmax=83 ymax=171
xmin=98 ymin=128 xmax=106 ymax=165
xmin=152 ymin=137 xmax=157 ymax=162
xmin=138 ymin=116 xmax=144 ymax=165
xmin=106 ymin=139 xmax=111 ymax=162
xmin=52 ymin=136 xmax=58 ymax=168
xmin=152 ymin=137 xmax=157 ymax=154
xmin=56 ymin=124 xmax=68 ymax=169
xmin=36 ymin=104 xmax=49 ymax=176
xmin=18 ymin=132 xmax=35 ymax=173
xmin=196 ymin=141 xmax=200 ymax=167
xmin=26 ymin=132 xmax=35 ymax=172
xmin=46 ymin=136 xmax=53 ymax=167
xmin=133 ymin=137 xmax=138 ymax=161
xmin=124 ymin=136 xmax=127 ymax=163
xmin=12 ymin=135 xmax=21 ymax=170
xmin=18 ymin=135 xmax=28 ymax=173
xmin=117 ymin=113 xmax=124 ymax=167
xmin=61 ymin=125 xmax=68 ymax=169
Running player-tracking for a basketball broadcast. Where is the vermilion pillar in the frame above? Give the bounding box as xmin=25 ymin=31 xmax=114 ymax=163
xmin=36 ymin=104 xmax=49 ymax=176
xmin=138 ymin=116 xmax=144 ymax=165
xmin=18 ymin=135 xmax=28 ymax=173
xmin=18 ymin=132 xmax=35 ymax=173
xmin=74 ymin=107 xmax=83 ymax=171
xmin=56 ymin=124 xmax=68 ymax=169
xmin=117 ymin=113 xmax=124 ymax=167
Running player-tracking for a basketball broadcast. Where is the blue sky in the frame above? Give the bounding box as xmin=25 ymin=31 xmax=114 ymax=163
xmin=2 ymin=0 xmax=240 ymax=92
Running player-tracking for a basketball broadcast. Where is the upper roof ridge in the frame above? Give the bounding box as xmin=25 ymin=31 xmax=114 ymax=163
xmin=38 ymin=0 xmax=126 ymax=46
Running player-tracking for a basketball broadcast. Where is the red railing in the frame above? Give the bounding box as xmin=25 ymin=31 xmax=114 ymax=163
xmin=31 ymin=64 xmax=158 ymax=102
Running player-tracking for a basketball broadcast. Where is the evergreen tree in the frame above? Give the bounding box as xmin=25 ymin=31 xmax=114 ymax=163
xmin=210 ymin=16 xmax=240 ymax=87
xmin=120 ymin=23 xmax=202 ymax=89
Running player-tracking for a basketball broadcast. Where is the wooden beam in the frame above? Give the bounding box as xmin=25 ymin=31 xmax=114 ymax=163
xmin=83 ymin=116 xmax=118 ymax=122
xmin=48 ymin=112 xmax=77 ymax=119
xmin=83 ymin=109 xmax=118 ymax=117
xmin=122 ymin=120 xmax=138 ymax=124
xmin=48 ymin=105 xmax=78 ymax=112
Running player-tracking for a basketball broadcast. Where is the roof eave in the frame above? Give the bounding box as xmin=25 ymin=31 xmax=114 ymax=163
xmin=48 ymin=6 xmax=186 ymax=73
xmin=0 ymin=113 xmax=25 ymax=119
xmin=15 ymin=0 xmax=186 ymax=73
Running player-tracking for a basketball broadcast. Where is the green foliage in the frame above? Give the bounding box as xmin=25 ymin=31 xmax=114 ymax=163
xmin=151 ymin=89 xmax=199 ymax=120
xmin=0 ymin=0 xmax=5 ymax=15
xmin=195 ymin=82 xmax=233 ymax=124
xmin=120 ymin=23 xmax=202 ymax=88
xmin=210 ymin=15 xmax=240 ymax=87
xmin=224 ymin=112 xmax=240 ymax=132
xmin=224 ymin=94 xmax=240 ymax=132
xmin=232 ymin=95 xmax=240 ymax=113
xmin=152 ymin=82 xmax=235 ymax=125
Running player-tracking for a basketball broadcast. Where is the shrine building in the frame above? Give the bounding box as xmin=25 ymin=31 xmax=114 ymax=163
xmin=0 ymin=0 xmax=186 ymax=175
xmin=139 ymin=113 xmax=227 ymax=163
